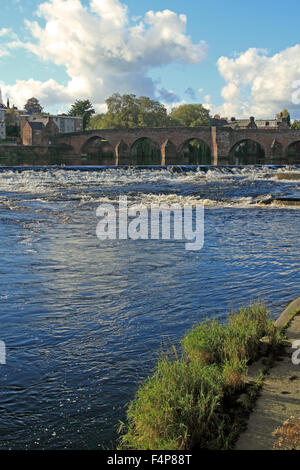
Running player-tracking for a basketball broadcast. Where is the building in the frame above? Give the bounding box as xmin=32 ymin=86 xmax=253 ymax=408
xmin=211 ymin=115 xmax=289 ymax=130
xmin=0 ymin=106 xmax=6 ymax=140
xmin=210 ymin=115 xmax=229 ymax=127
xmin=20 ymin=114 xmax=83 ymax=134
xmin=53 ymin=115 xmax=83 ymax=133
xmin=0 ymin=88 xmax=7 ymax=139
xmin=22 ymin=118 xmax=59 ymax=146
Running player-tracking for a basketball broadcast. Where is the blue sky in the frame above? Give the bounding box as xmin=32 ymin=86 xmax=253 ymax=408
xmin=1 ymin=0 xmax=300 ymax=118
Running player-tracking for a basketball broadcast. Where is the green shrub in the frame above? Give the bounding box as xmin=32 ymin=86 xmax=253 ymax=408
xmin=222 ymin=358 xmax=247 ymax=392
xmin=183 ymin=303 xmax=277 ymax=366
xmin=118 ymin=357 xmax=224 ymax=450
xmin=182 ymin=320 xmax=229 ymax=365
xmin=227 ymin=303 xmax=278 ymax=361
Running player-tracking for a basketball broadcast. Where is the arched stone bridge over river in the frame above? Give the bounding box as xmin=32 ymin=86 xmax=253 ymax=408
xmin=53 ymin=126 xmax=300 ymax=166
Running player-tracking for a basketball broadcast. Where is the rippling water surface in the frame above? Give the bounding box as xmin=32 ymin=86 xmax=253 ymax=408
xmin=0 ymin=165 xmax=299 ymax=449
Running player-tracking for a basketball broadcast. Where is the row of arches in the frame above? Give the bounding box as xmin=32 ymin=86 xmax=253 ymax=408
xmin=60 ymin=136 xmax=300 ymax=165
xmin=81 ymin=136 xmax=213 ymax=166
xmin=230 ymin=140 xmax=300 ymax=164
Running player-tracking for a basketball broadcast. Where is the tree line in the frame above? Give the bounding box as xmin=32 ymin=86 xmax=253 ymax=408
xmin=4 ymin=94 xmax=211 ymax=138
xmin=4 ymin=94 xmax=299 ymax=137
xmin=71 ymin=94 xmax=211 ymax=130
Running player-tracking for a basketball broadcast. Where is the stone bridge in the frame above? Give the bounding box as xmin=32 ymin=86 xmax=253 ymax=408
xmin=53 ymin=126 xmax=300 ymax=165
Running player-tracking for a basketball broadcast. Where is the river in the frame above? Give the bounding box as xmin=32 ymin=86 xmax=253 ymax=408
xmin=0 ymin=165 xmax=299 ymax=449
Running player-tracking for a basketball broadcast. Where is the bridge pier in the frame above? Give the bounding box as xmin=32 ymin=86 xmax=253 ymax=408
xmin=211 ymin=127 xmax=218 ymax=165
xmin=161 ymin=140 xmax=179 ymax=165
xmin=115 ymin=140 xmax=131 ymax=165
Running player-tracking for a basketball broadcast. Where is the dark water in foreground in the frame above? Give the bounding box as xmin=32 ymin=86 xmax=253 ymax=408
xmin=0 ymin=165 xmax=299 ymax=449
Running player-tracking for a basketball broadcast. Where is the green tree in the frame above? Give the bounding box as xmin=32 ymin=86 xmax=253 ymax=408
xmin=24 ymin=97 xmax=43 ymax=114
xmin=136 ymin=96 xmax=168 ymax=127
xmin=291 ymin=120 xmax=300 ymax=130
xmin=88 ymin=93 xmax=169 ymax=130
xmin=169 ymin=104 xmax=211 ymax=127
xmin=88 ymin=113 xmax=108 ymax=129
xmin=87 ymin=95 xmax=211 ymax=130
xmin=68 ymin=99 xmax=95 ymax=129
xmin=5 ymin=108 xmax=20 ymax=136
xmin=106 ymin=93 xmax=139 ymax=127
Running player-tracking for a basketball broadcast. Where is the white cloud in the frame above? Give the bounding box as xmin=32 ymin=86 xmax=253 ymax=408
xmin=217 ymin=46 xmax=300 ymax=118
xmin=0 ymin=48 xmax=9 ymax=58
xmin=2 ymin=0 xmax=208 ymax=111
xmin=3 ymin=78 xmax=73 ymax=110
xmin=0 ymin=28 xmax=18 ymax=59
xmin=0 ymin=28 xmax=11 ymax=37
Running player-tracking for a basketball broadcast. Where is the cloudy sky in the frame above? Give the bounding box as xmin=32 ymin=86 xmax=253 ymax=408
xmin=1 ymin=0 xmax=300 ymax=118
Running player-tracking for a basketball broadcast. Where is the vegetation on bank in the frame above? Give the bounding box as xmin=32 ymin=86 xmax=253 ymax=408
xmin=273 ymin=417 xmax=300 ymax=450
xmin=118 ymin=303 xmax=283 ymax=450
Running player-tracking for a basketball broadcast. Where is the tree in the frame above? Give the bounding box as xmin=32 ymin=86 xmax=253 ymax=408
xmin=106 ymin=93 xmax=139 ymax=128
xmin=24 ymin=97 xmax=43 ymax=114
xmin=88 ymin=113 xmax=108 ymax=130
xmin=169 ymin=104 xmax=211 ymax=127
xmin=89 ymin=93 xmax=169 ymax=129
xmin=87 ymin=95 xmax=212 ymax=130
xmin=5 ymin=108 xmax=20 ymax=137
xmin=68 ymin=99 xmax=95 ymax=129
xmin=136 ymin=96 xmax=169 ymax=127
xmin=291 ymin=120 xmax=300 ymax=130
xmin=276 ymin=109 xmax=291 ymax=127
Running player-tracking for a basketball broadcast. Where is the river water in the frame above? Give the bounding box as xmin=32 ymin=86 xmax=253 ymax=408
xmin=0 ymin=165 xmax=299 ymax=449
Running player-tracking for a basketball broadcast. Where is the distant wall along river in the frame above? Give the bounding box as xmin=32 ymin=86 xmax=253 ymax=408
xmin=0 ymin=165 xmax=299 ymax=449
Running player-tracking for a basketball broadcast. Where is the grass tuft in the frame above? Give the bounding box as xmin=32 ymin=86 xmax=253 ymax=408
xmin=118 ymin=302 xmax=283 ymax=450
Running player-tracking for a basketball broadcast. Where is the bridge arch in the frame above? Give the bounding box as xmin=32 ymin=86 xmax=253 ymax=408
xmin=285 ymin=141 xmax=300 ymax=163
xmin=81 ymin=136 xmax=115 ymax=165
xmin=178 ymin=138 xmax=212 ymax=165
xmin=130 ymin=137 xmax=161 ymax=165
xmin=229 ymin=139 xmax=265 ymax=165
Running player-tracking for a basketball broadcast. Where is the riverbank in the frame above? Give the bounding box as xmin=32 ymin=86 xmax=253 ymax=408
xmin=0 ymin=145 xmax=103 ymax=166
xmin=117 ymin=303 xmax=286 ymax=450
xmin=0 ymin=145 xmax=60 ymax=166
xmin=235 ymin=299 xmax=300 ymax=450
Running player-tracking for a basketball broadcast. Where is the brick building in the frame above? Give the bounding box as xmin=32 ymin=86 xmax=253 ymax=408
xmin=20 ymin=114 xmax=83 ymax=134
xmin=22 ymin=118 xmax=59 ymax=146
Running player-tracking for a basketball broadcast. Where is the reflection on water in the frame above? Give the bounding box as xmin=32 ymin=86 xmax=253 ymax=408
xmin=0 ymin=165 xmax=299 ymax=449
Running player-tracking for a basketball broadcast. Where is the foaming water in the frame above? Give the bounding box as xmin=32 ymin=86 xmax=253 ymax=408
xmin=0 ymin=165 xmax=299 ymax=449
xmin=1 ymin=164 xmax=300 ymax=209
